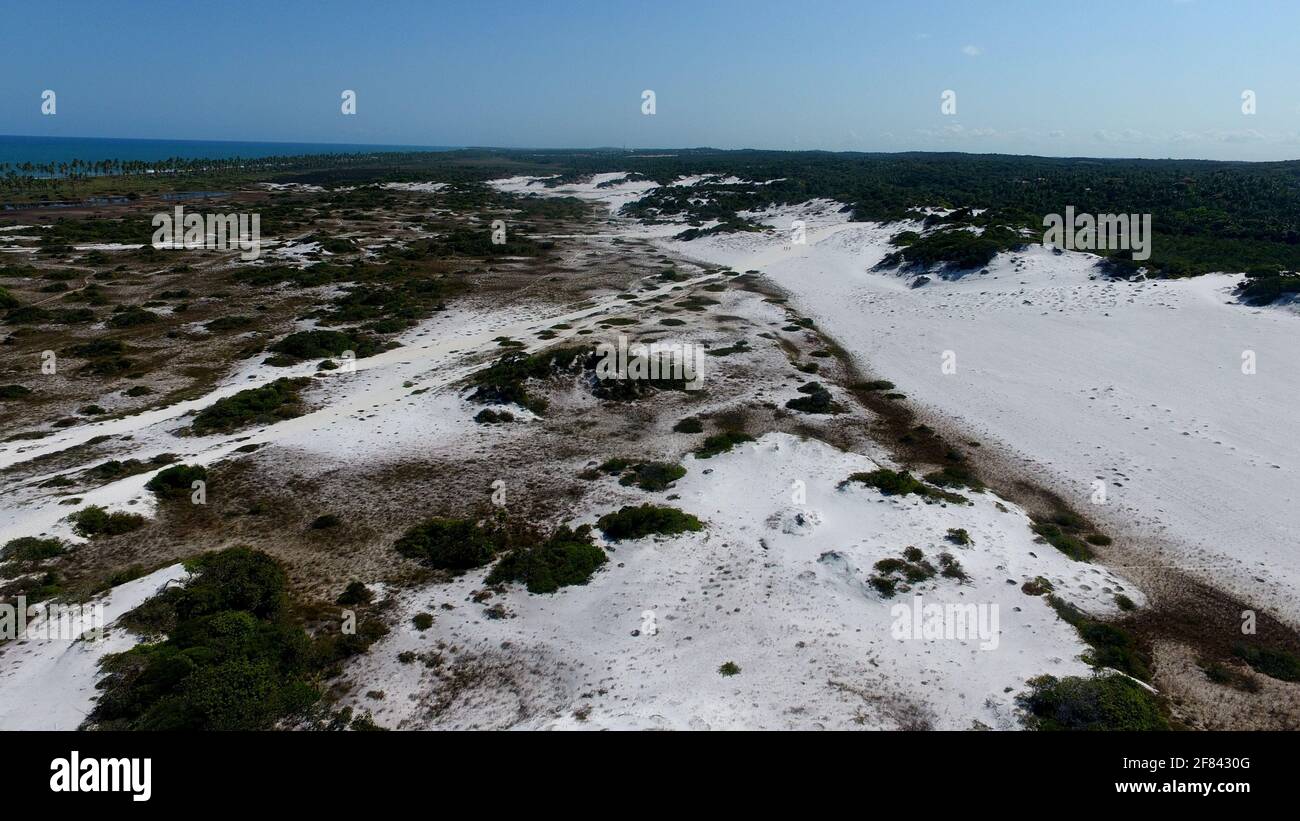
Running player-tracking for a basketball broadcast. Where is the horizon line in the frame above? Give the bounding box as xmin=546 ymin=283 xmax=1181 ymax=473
xmin=1 ymin=133 xmax=1298 ymax=165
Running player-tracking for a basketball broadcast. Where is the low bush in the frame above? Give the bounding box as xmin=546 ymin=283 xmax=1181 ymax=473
xmin=469 ymin=346 xmax=590 ymax=413
xmin=945 ymin=528 xmax=972 ymax=546
xmin=694 ymin=431 xmax=754 ymax=458
xmin=672 ymin=416 xmax=703 ymax=433
xmin=310 ymin=514 xmax=341 ymax=530
xmin=618 ymin=461 xmax=686 ymax=492
xmin=785 ymin=382 xmax=840 ymax=414
xmin=1018 ymin=674 xmax=1168 ymax=731
xmin=473 ymin=408 xmax=515 ymax=424
xmin=336 ymin=581 xmax=372 ymax=606
xmin=1049 ymin=596 xmax=1150 ymax=681
xmin=1 ymin=536 xmax=67 ymax=562
xmin=394 ymin=517 xmax=499 ymax=570
xmin=486 ymin=525 xmax=607 ymax=594
xmin=190 ymin=378 xmax=310 ymax=434
xmin=269 ymin=329 xmax=383 ymax=362
xmin=106 ymin=306 xmax=161 ymax=328
xmin=145 ymin=464 xmax=207 ymax=499
xmin=1233 ymin=643 xmax=1300 ymax=682
xmin=596 ymin=504 xmax=703 ymax=541
xmin=89 ymin=547 xmax=321 ymax=731
xmin=69 ymin=505 xmax=145 ymax=538
xmin=840 ymin=469 xmax=968 ymax=504
xmin=1031 ymin=522 xmax=1094 ymax=562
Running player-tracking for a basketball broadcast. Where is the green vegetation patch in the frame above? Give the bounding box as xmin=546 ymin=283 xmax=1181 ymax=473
xmin=785 ymin=381 xmax=841 ymax=414
xmin=1031 ymin=521 xmax=1094 ymax=563
xmin=596 ymin=504 xmax=704 ymax=542
xmin=393 ymin=517 xmax=500 ymax=570
xmin=69 ymin=505 xmax=145 ymax=538
xmin=1018 ymin=674 xmax=1168 ymax=731
xmin=269 ymin=329 xmax=384 ymax=362
xmin=1 ymin=536 xmax=68 ymax=562
xmin=694 ymin=431 xmax=754 ymax=459
xmin=469 ymin=345 xmax=591 ymax=414
xmin=1233 ymin=642 xmax=1300 ymax=682
xmin=672 ymin=416 xmax=703 ymax=433
xmin=617 ymin=461 xmax=687 ymax=492
xmin=839 ymin=469 xmax=968 ymax=504
xmin=90 ymin=548 xmax=319 ymax=731
xmin=145 ymin=464 xmax=208 ymax=499
xmin=1049 ymin=596 xmax=1151 ymax=681
xmin=190 ymin=377 xmax=311 ymax=434
xmin=486 ymin=525 xmax=607 ymax=594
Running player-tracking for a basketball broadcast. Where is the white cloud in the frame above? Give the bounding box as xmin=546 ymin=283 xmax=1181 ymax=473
xmin=961 ymin=44 xmax=983 ymax=57
xmin=1093 ymin=128 xmax=1150 ymax=143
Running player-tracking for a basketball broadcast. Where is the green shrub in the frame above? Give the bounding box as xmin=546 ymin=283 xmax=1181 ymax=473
xmin=881 ymin=225 xmax=1024 ymax=272
xmin=336 ymin=581 xmax=372 ymax=606
xmin=473 ymin=408 xmax=515 ymax=424
xmin=1018 ymin=674 xmax=1168 ymax=731
xmin=1049 ymin=596 xmax=1150 ymax=680
xmin=1032 ymin=522 xmax=1094 ymax=562
xmin=841 ymin=469 xmax=968 ymax=504
xmin=938 ymin=552 xmax=968 ymax=580
xmin=106 ymin=306 xmax=161 ymax=328
xmin=853 ymin=380 xmax=895 ymax=391
xmin=1237 ymin=272 xmax=1300 ymax=306
xmin=190 ymin=378 xmax=310 ymax=434
xmin=618 ymin=461 xmax=687 ymax=492
xmin=945 ymin=528 xmax=972 ymax=546
xmin=718 ymin=661 xmax=741 ymax=677
xmin=1022 ymin=576 xmax=1054 ymax=596
xmin=486 ymin=525 xmax=607 ymax=594
xmin=868 ymin=575 xmax=897 ymax=598
xmin=89 ymin=547 xmax=319 ymax=731
xmin=924 ymin=464 xmax=983 ymax=491
xmin=596 ymin=504 xmax=703 ymax=541
xmin=844 ymin=468 xmax=927 ymax=496
xmin=785 ymin=382 xmax=839 ymax=414
xmin=145 ymin=464 xmax=207 ymax=499
xmin=1233 ymin=643 xmax=1300 ymax=682
xmin=69 ymin=505 xmax=145 ymax=538
xmin=310 ymin=514 xmax=341 ymax=530
xmin=672 ymin=416 xmax=703 ymax=433
xmin=694 ymin=431 xmax=754 ymax=458
xmin=1 ymin=536 xmax=67 ymax=562
xmin=469 ymin=346 xmax=590 ymax=413
xmin=412 ymin=613 xmax=434 ymax=631
xmin=394 ymin=517 xmax=499 ymax=570
xmin=270 ymin=329 xmax=381 ymax=361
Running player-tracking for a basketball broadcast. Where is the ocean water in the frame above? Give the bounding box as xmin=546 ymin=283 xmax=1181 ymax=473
xmin=0 ymin=134 xmax=454 ymax=169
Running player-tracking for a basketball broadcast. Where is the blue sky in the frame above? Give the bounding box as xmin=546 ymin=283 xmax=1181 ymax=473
xmin=2 ymin=0 xmax=1298 ymax=160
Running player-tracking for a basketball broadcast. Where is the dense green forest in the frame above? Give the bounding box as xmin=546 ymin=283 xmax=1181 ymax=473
xmin=7 ymin=146 xmax=1300 ymax=279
